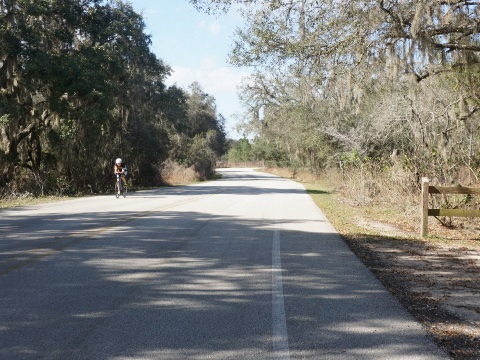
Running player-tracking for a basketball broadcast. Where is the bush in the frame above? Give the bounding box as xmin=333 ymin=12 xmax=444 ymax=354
xmin=161 ymin=160 xmax=197 ymax=185
xmin=187 ymin=135 xmax=216 ymax=180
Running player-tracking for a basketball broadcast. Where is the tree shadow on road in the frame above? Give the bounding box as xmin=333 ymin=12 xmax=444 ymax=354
xmin=0 ymin=204 xmax=448 ymax=359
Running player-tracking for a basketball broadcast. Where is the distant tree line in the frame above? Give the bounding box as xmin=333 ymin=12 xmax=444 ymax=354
xmin=0 ymin=0 xmax=226 ymax=196
xmin=192 ymin=0 xmax=480 ymax=186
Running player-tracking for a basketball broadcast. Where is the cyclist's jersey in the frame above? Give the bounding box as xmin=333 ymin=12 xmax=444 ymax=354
xmin=114 ymin=162 xmax=127 ymax=175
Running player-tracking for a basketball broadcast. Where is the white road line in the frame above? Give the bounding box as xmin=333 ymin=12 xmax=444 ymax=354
xmin=272 ymin=228 xmax=290 ymax=359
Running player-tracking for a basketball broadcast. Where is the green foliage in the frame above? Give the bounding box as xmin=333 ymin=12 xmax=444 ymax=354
xmin=251 ymin=137 xmax=289 ymax=167
xmin=0 ymin=114 xmax=10 ymax=126
xmin=0 ymin=0 xmax=227 ymax=195
xmin=187 ymin=135 xmax=217 ymax=180
xmin=203 ymin=0 xmax=480 ymax=184
xmin=227 ymin=138 xmax=253 ymax=162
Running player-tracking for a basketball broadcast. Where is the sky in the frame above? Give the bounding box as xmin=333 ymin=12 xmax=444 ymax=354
xmin=126 ymin=0 xmax=251 ymax=139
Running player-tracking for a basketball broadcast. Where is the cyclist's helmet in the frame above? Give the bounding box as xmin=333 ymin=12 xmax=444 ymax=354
xmin=115 ymin=158 xmax=122 ymax=164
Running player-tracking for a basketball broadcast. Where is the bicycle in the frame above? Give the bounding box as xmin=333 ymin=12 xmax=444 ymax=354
xmin=115 ymin=174 xmax=127 ymax=198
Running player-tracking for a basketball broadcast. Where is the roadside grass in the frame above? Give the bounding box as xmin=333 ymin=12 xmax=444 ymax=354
xmin=264 ymin=166 xmax=480 ymax=244
xmin=304 ymin=181 xmax=368 ymax=236
xmin=304 ymin=181 xmax=416 ymax=238
xmin=263 ymin=167 xmax=417 ymax=239
xmin=0 ymin=195 xmax=73 ymax=209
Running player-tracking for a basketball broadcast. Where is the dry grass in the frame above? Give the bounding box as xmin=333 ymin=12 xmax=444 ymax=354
xmin=266 ymin=165 xmax=480 ymax=241
xmin=161 ymin=160 xmax=198 ymax=185
xmin=0 ymin=195 xmax=72 ymax=209
xmin=0 ymin=162 xmax=204 ymax=209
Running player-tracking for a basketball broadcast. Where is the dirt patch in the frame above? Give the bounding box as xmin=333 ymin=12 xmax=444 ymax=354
xmin=345 ymin=219 xmax=480 ymax=359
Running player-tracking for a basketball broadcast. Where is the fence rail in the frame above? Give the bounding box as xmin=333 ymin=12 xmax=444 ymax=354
xmin=421 ymin=177 xmax=480 ymax=237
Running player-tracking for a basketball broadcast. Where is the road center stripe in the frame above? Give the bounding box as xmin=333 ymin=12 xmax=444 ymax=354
xmin=272 ymin=228 xmax=290 ymax=359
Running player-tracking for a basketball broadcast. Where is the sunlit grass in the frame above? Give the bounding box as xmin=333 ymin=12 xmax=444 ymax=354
xmin=304 ymin=182 xmax=371 ymax=237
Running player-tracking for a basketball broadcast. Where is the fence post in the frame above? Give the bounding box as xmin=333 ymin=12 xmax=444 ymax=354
xmin=420 ymin=177 xmax=429 ymax=237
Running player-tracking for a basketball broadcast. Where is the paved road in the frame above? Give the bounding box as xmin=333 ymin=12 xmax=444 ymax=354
xmin=0 ymin=168 xmax=448 ymax=360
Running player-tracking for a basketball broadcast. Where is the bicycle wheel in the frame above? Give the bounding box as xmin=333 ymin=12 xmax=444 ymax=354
xmin=115 ymin=181 xmax=120 ymax=198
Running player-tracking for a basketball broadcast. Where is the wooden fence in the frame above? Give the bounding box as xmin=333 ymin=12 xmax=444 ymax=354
xmin=421 ymin=177 xmax=480 ymax=237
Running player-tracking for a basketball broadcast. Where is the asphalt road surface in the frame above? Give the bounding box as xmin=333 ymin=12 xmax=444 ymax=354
xmin=0 ymin=168 xmax=449 ymax=360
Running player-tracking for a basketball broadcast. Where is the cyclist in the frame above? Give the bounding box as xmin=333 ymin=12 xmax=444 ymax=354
xmin=114 ymin=158 xmax=128 ymax=194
